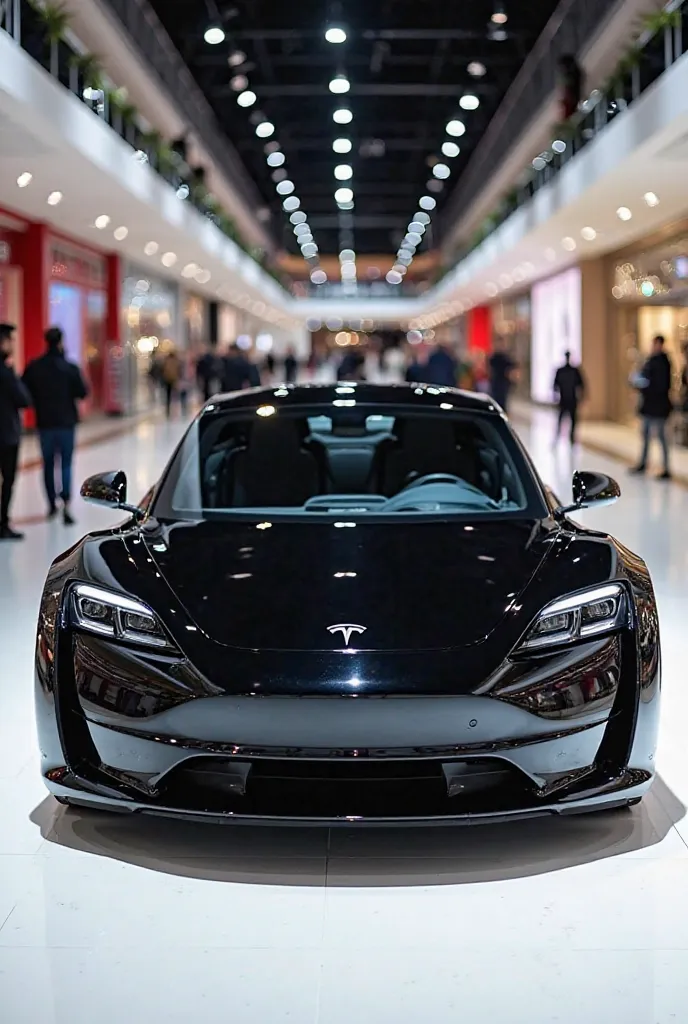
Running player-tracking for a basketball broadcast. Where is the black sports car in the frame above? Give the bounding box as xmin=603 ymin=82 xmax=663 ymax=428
xmin=35 ymin=383 xmax=660 ymax=824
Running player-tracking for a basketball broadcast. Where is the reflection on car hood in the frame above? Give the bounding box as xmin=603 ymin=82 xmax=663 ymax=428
xmin=145 ymin=517 xmax=553 ymax=652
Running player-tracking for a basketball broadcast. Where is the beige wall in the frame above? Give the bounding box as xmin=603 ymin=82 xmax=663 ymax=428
xmin=579 ymin=258 xmax=612 ymax=421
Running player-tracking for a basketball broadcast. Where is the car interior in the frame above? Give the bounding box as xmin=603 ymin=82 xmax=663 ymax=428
xmin=191 ymin=409 xmax=527 ymax=514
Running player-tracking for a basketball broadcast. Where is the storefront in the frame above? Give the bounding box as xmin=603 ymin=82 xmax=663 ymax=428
xmin=610 ymin=236 xmax=688 ymax=423
xmin=183 ymin=291 xmax=208 ymax=351
xmin=48 ymin=237 xmax=108 ymax=415
xmin=491 ymin=294 xmax=532 ymax=399
xmin=530 ymin=267 xmax=582 ymax=404
xmin=118 ymin=265 xmax=180 ymax=414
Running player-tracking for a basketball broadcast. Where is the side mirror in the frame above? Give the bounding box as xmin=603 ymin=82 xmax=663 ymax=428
xmin=556 ymin=470 xmax=620 ymax=516
xmin=80 ymin=471 xmax=144 ymax=519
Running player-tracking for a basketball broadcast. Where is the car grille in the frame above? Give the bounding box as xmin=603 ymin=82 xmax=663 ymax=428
xmin=160 ymin=756 xmax=536 ymax=819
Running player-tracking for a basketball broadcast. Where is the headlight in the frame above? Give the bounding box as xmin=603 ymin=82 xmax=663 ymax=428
xmin=71 ymin=583 xmax=174 ymax=650
xmin=518 ymin=583 xmax=626 ymax=652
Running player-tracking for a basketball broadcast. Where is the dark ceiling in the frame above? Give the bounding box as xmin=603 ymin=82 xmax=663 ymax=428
xmin=149 ymin=0 xmax=560 ymax=259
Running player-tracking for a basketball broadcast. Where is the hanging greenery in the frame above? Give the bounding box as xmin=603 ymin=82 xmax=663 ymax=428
xmin=70 ymin=52 xmax=104 ymax=91
xmin=30 ymin=1 xmax=70 ymax=43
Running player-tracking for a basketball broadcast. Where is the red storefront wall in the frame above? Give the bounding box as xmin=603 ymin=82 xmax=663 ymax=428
xmin=467 ymin=305 xmax=492 ymax=353
xmin=0 ymin=207 xmax=122 ymax=416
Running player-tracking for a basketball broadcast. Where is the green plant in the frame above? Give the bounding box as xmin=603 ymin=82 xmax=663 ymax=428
xmin=639 ymin=6 xmax=681 ymax=38
xmin=30 ymin=1 xmax=70 ymax=43
xmin=70 ymin=52 xmax=104 ymax=91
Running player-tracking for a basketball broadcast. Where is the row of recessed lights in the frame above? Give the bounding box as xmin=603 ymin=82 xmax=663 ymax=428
xmin=230 ymin=60 xmax=325 ymax=278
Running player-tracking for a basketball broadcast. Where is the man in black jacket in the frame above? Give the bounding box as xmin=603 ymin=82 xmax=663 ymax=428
xmin=0 ymin=324 xmax=31 ymax=540
xmin=553 ymin=351 xmax=586 ymax=444
xmin=631 ymin=335 xmax=673 ymax=479
xmin=220 ymin=343 xmax=257 ymax=392
xmin=23 ymin=326 xmax=89 ymax=524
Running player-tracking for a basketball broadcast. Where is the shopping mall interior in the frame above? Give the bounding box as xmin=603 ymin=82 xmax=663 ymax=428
xmin=2 ymin=0 xmax=688 ymax=1020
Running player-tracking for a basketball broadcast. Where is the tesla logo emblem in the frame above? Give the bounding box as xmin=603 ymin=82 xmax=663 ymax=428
xmin=327 ymin=623 xmax=366 ymax=646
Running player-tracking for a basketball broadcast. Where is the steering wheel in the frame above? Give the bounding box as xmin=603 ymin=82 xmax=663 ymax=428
xmin=402 ymin=473 xmax=464 ymax=491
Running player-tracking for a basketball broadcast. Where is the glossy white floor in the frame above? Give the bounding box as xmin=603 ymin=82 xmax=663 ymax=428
xmin=1 ymin=405 xmax=688 ymax=1024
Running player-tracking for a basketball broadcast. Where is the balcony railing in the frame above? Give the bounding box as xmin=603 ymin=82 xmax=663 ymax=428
xmin=0 ymin=0 xmax=287 ymax=288
xmin=444 ymin=0 xmax=688 ymax=274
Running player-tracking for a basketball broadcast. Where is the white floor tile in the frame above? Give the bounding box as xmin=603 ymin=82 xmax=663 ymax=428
xmin=0 ymin=946 xmax=320 ymax=1024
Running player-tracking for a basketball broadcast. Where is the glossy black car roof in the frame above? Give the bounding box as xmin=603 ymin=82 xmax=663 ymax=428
xmin=205 ymin=382 xmax=501 ymax=415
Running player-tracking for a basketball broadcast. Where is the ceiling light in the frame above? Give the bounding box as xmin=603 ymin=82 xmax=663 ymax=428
xmin=113 ymin=226 xmax=128 ymax=241
xmin=562 ymin=236 xmax=577 ymax=250
xmin=432 ymin=163 xmax=450 ymax=179
xmin=283 ymin=196 xmax=300 ymax=211
xmin=419 ymin=195 xmax=436 ymax=211
xmin=181 ymin=262 xmax=198 ymax=278
xmin=405 ymin=233 xmax=422 ymax=248
xmin=414 ymin=212 xmax=431 ymax=226
xmin=161 ymin=252 xmax=177 ymax=267
xmin=339 ymin=249 xmax=356 ymax=262
xmin=644 ymin=191 xmax=660 ymax=207
xmin=311 ymin=269 xmax=327 ymax=284
xmin=397 ymin=252 xmax=413 ymax=265
xmin=408 ymin=221 xmax=425 ymax=233
xmin=333 ymin=108 xmax=353 ymax=125
xmin=95 ymin=214 xmax=110 ymax=229
xmin=393 ymin=264 xmax=407 ymax=275
xmin=298 ymin=232 xmax=314 ymax=244
xmin=144 ymin=241 xmax=159 ymax=255
xmin=386 ymin=270 xmax=402 ymax=285
xmin=325 ymin=26 xmax=347 ymax=44
xmin=329 ymin=75 xmax=350 ymax=94
xmin=228 ymin=50 xmax=247 ymax=67
xmin=581 ymin=226 xmax=597 ymax=241
xmin=46 ymin=191 xmax=63 ymax=206
xmin=334 ymin=163 xmax=353 ymax=180
xmin=290 ymin=210 xmax=307 ymax=224
xmin=427 ymin=179 xmax=444 ymax=193
xmin=332 ymin=137 xmax=352 ymax=154
xmin=195 ymin=269 xmax=211 ymax=284
xmin=551 ymin=139 xmax=567 ymax=155
xmin=17 ymin=172 xmax=32 ymax=188
xmin=441 ymin=141 xmax=460 ymax=158
xmin=617 ymin=206 xmax=632 ymax=221
xmin=230 ymin=74 xmax=249 ymax=92
xmin=204 ymin=25 xmax=225 ymax=45
xmin=446 ymin=119 xmax=466 ymax=137
xmin=276 ymin=179 xmax=295 ymax=195
xmin=467 ymin=61 xmax=486 ymax=77
xmin=237 ymin=90 xmax=257 ymax=107
xmin=491 ymin=5 xmax=508 ymax=25
xmin=256 ymin=121 xmax=275 ymax=138
xmin=459 ymin=94 xmax=480 ymax=110
xmin=294 ymin=222 xmax=311 ymax=236
xmin=335 ymin=187 xmax=354 ymax=204
xmin=266 ymin=152 xmax=285 ymax=168
xmin=512 ymin=268 xmax=525 ymax=283
xmin=301 ymin=242 xmax=318 ymax=258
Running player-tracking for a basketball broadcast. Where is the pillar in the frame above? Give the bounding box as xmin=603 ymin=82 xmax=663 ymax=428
xmin=579 ymin=258 xmax=611 ymax=420
xmin=15 ymin=221 xmax=48 ymax=365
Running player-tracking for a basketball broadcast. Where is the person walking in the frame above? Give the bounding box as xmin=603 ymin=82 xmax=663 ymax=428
xmin=195 ymin=347 xmax=218 ymax=403
xmin=160 ymin=348 xmax=181 ymax=418
xmin=22 ymin=326 xmax=88 ymax=524
xmin=553 ymin=351 xmax=586 ymax=444
xmin=488 ymin=339 xmax=516 ymax=412
xmin=0 ymin=323 xmax=31 ymax=540
xmin=424 ymin=343 xmax=458 ymax=387
xmin=630 ymin=334 xmax=673 ymax=479
xmin=283 ymin=349 xmax=298 ymax=384
xmin=220 ymin=343 xmax=255 ymax=392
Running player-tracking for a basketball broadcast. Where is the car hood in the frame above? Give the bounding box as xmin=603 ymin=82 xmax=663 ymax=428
xmin=144 ymin=517 xmax=554 ymax=652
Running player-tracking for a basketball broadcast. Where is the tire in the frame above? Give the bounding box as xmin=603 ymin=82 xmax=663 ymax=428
xmin=54 ymin=795 xmax=71 ymax=806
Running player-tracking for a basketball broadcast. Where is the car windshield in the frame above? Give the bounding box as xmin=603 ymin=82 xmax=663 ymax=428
xmin=152 ymin=403 xmax=545 ymax=521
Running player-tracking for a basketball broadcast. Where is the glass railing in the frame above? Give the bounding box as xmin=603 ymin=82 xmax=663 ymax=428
xmin=445 ymin=0 xmax=688 ymax=274
xmin=0 ymin=0 xmax=287 ymax=289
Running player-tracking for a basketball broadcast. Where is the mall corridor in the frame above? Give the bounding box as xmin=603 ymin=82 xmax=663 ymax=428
xmin=0 ymin=411 xmax=687 ymax=1023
